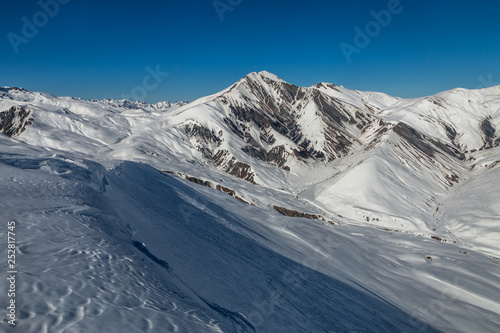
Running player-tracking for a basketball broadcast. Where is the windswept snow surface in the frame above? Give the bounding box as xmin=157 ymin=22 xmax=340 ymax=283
xmin=1 ymin=76 xmax=500 ymax=332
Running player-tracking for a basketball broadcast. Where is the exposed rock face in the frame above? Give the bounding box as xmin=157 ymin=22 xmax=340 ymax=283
xmin=481 ymin=118 xmax=497 ymax=149
xmin=0 ymin=87 xmax=31 ymax=100
xmin=393 ymin=122 xmax=465 ymax=161
xmin=216 ymin=185 xmax=250 ymax=204
xmin=178 ymin=73 xmax=377 ymax=182
xmin=393 ymin=122 xmax=437 ymax=158
xmin=273 ymin=205 xmax=321 ymax=220
xmin=216 ymin=184 xmax=236 ymax=196
xmin=162 ymin=170 xmax=251 ymax=204
xmin=184 ymin=123 xmax=222 ymax=148
xmin=241 ymin=145 xmax=289 ymax=168
xmin=0 ymin=106 xmax=33 ymax=137
xmin=213 ymin=150 xmax=256 ymax=184
xmin=177 ymin=72 xmax=497 ymax=187
xmin=184 ymin=123 xmax=223 ymax=159
xmin=182 ymin=121 xmax=258 ymax=184
xmin=219 ymin=79 xmax=364 ymax=164
xmin=185 ymin=175 xmax=212 ymax=188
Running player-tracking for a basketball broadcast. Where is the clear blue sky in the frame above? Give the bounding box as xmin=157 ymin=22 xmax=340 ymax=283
xmin=1 ymin=0 xmax=499 ymax=103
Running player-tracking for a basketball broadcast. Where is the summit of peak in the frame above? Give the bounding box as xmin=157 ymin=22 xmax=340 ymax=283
xmin=257 ymin=71 xmax=284 ymax=81
xmin=242 ymin=71 xmax=286 ymax=83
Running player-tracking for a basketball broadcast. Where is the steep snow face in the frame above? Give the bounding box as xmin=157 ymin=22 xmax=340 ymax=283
xmin=302 ymin=128 xmax=470 ymax=233
xmin=1 ymin=74 xmax=500 ymax=332
xmin=0 ymin=151 xmax=228 ymax=333
xmin=1 ymin=144 xmax=499 ymax=333
xmin=438 ymin=147 xmax=500 ymax=257
xmin=379 ymin=87 xmax=500 ymax=152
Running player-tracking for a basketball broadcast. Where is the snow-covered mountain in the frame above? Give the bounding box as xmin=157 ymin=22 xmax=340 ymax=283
xmin=0 ymin=87 xmax=188 ymax=113
xmin=1 ymin=73 xmax=499 ymax=332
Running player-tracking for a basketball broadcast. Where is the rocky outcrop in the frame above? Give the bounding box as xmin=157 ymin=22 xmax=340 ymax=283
xmin=216 ymin=185 xmax=250 ymax=204
xmin=168 ymin=172 xmax=213 ymax=188
xmin=481 ymin=118 xmax=497 ymax=149
xmin=394 ymin=122 xmax=465 ymax=160
xmin=213 ymin=150 xmax=256 ymax=184
xmin=162 ymin=170 xmax=251 ymax=204
xmin=273 ymin=205 xmax=321 ymax=220
xmin=184 ymin=123 xmax=222 ymax=148
xmin=241 ymin=145 xmax=289 ymax=169
xmin=182 ymin=121 xmax=259 ymax=183
xmin=393 ymin=122 xmax=436 ymax=158
xmin=0 ymin=105 xmax=33 ymax=137
xmin=185 ymin=175 xmax=212 ymax=188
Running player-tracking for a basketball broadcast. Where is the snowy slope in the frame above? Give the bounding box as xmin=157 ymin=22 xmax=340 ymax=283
xmin=438 ymin=147 xmax=500 ymax=257
xmin=1 ymin=74 xmax=500 ymax=332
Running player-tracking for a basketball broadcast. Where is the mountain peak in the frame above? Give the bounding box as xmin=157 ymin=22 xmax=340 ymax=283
xmin=257 ymin=70 xmax=284 ymax=81
xmin=242 ymin=71 xmax=285 ymax=83
xmin=3 ymin=73 xmax=500 ymax=333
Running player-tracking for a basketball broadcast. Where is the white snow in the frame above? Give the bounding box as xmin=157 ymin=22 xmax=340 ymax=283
xmin=1 ymin=74 xmax=499 ymax=332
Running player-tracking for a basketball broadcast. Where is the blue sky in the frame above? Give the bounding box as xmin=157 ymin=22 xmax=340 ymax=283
xmin=1 ymin=0 xmax=499 ymax=102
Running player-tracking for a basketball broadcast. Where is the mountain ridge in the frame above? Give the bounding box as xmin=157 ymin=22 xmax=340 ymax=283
xmin=1 ymin=72 xmax=500 ymax=332
xmin=1 ymin=71 xmax=499 ymax=236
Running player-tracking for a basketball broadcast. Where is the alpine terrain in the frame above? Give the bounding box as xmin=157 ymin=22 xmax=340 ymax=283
xmin=1 ymin=71 xmax=500 ymax=332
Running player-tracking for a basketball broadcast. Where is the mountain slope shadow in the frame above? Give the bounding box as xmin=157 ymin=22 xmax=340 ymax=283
xmin=103 ymin=161 xmax=440 ymax=333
